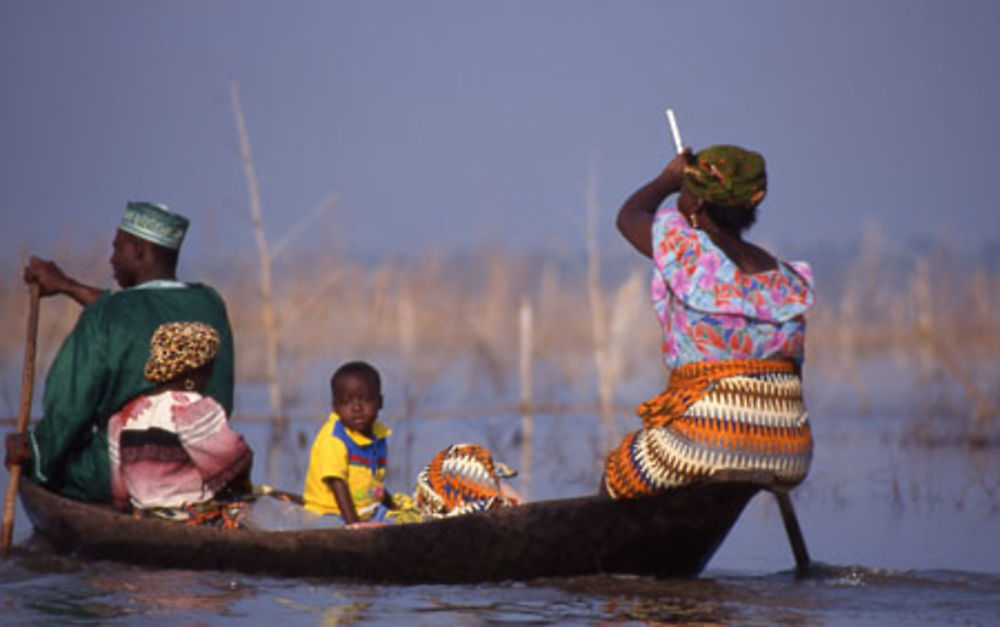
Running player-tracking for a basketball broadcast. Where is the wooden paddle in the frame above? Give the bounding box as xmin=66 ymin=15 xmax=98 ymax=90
xmin=1 ymin=283 xmax=41 ymax=556
xmin=775 ymin=490 xmax=811 ymax=576
xmin=714 ymin=470 xmax=812 ymax=575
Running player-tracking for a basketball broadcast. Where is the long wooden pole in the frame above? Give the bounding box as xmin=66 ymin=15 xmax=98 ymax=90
xmin=230 ymin=80 xmax=288 ymax=483
xmin=518 ymin=297 xmax=533 ymax=500
xmin=584 ymin=158 xmax=614 ymax=451
xmin=1 ymin=283 xmax=41 ymax=556
xmin=775 ymin=491 xmax=811 ymax=576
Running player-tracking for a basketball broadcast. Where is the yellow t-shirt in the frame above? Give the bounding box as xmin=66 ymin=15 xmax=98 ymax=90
xmin=302 ymin=412 xmax=391 ymax=518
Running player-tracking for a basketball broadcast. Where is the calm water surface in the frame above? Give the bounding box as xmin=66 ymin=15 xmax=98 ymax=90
xmin=2 ymin=373 xmax=999 ymax=625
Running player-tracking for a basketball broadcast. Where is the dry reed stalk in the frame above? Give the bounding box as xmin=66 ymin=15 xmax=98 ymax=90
xmin=607 ymin=269 xmax=645 ymax=391
xmin=909 ymin=259 xmax=935 ymax=372
xmin=518 ymin=296 xmax=534 ymax=499
xmin=270 ymin=193 xmax=337 ymax=261
xmin=282 ymin=266 xmax=346 ymax=330
xmin=230 ymin=80 xmax=287 ymax=483
xmin=398 ymin=291 xmax=417 ymax=369
xmin=914 ymin=322 xmax=998 ymax=443
xmin=583 ymin=162 xmax=615 ymax=449
xmin=398 ymin=291 xmax=417 ymax=480
xmin=484 ymin=257 xmax=511 ymax=348
xmin=836 ymin=230 xmax=897 ymax=411
xmin=370 ymin=265 xmax=392 ymax=333
xmin=836 ymin=281 xmax=870 ymax=414
xmin=910 ymin=257 xmax=999 ymax=443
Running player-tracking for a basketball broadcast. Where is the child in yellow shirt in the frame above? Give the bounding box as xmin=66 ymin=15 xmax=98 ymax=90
xmin=303 ymin=361 xmax=396 ymax=525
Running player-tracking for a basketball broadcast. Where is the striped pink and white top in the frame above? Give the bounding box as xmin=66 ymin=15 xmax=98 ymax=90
xmin=108 ymin=390 xmax=252 ymax=510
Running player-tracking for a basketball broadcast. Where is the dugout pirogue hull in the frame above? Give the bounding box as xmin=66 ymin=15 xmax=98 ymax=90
xmin=19 ymin=476 xmax=764 ymax=582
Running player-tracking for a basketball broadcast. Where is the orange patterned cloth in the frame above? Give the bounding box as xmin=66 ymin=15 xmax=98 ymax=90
xmin=414 ymin=443 xmax=517 ymax=517
xmin=133 ymin=497 xmax=252 ymax=530
xmin=604 ymin=359 xmax=812 ymax=499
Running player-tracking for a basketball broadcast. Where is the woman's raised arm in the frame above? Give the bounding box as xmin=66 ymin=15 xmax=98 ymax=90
xmin=616 ymin=150 xmax=690 ymax=258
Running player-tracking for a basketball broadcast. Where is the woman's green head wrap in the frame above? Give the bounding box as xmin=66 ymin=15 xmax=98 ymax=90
xmin=683 ymin=145 xmax=767 ymax=210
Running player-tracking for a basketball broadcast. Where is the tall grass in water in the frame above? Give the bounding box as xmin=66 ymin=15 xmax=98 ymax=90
xmin=1 ymin=234 xmax=997 ymax=449
xmin=807 ymin=232 xmax=1000 ymax=445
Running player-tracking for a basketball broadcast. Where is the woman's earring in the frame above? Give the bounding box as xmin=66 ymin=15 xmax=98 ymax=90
xmin=184 ymin=378 xmax=196 ymax=391
xmin=691 ymin=213 xmax=699 ymax=229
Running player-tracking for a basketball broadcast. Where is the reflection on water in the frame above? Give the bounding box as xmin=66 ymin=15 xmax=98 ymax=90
xmin=2 ymin=372 xmax=999 ymax=624
xmin=1 ymin=550 xmax=253 ymax=622
xmin=86 ymin=569 xmax=252 ymax=618
xmin=4 ymin=557 xmax=1000 ymax=625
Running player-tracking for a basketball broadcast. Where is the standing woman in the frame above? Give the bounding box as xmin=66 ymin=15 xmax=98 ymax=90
xmin=604 ymin=145 xmax=815 ymax=498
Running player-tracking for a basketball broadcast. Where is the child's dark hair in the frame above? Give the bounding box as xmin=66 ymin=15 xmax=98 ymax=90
xmin=330 ymin=361 xmax=381 ymax=398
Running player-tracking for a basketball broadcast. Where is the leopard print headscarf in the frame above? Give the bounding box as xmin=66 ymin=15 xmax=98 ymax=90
xmin=143 ymin=321 xmax=220 ymax=384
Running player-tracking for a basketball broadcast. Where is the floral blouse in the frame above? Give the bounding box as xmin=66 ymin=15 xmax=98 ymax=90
xmin=650 ymin=207 xmax=815 ymax=369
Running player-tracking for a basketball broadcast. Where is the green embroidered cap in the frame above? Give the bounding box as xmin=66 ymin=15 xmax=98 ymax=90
xmin=683 ymin=145 xmax=767 ymax=210
xmin=118 ymin=201 xmax=189 ymax=250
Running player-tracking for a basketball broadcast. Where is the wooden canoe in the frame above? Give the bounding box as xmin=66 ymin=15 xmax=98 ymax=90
xmin=18 ymin=474 xmax=771 ymax=583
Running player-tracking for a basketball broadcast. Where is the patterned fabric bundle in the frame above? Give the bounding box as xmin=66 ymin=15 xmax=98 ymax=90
xmin=136 ymin=498 xmax=252 ymax=530
xmin=414 ymin=443 xmax=517 ymax=518
xmin=144 ymin=321 xmax=220 ymax=384
xmin=603 ymin=358 xmax=812 ymax=499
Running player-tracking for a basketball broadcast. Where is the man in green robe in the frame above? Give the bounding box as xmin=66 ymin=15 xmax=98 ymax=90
xmin=5 ymin=201 xmax=235 ymax=502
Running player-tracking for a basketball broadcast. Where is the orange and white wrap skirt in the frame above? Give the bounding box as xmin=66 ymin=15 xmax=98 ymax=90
xmin=603 ymin=359 xmax=813 ymax=499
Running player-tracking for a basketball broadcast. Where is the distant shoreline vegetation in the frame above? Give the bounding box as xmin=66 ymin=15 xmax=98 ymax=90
xmin=1 ymin=234 xmax=998 ymax=449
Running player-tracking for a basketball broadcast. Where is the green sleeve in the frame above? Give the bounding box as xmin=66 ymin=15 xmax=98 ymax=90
xmin=29 ymin=297 xmax=110 ymax=487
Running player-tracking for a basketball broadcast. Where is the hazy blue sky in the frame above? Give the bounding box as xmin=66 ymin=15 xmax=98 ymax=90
xmin=2 ymin=1 xmax=999 ymax=274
